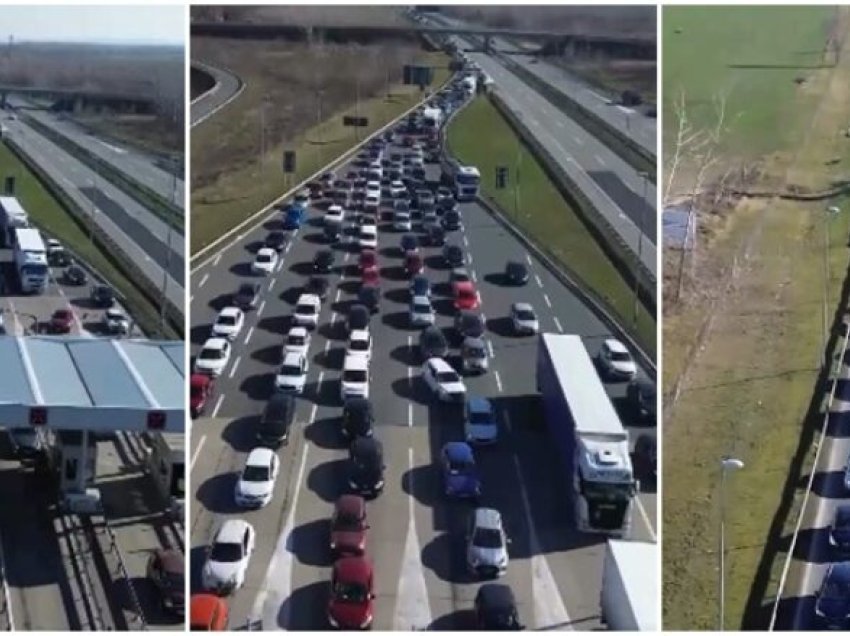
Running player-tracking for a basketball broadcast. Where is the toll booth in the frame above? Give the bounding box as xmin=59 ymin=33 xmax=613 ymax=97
xmin=147 ymin=432 xmax=185 ymax=519
xmin=56 ymin=429 xmax=99 ymax=513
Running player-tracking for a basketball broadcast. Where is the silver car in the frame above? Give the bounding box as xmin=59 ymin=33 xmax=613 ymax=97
xmin=466 ymin=507 xmax=509 ymax=578
xmin=461 ymin=337 xmax=489 ymax=374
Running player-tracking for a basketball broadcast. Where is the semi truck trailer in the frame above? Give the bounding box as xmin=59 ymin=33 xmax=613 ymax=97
xmin=600 ymin=539 xmax=657 ymax=630
xmin=536 ymin=333 xmax=636 ymax=536
xmin=0 ymin=196 xmax=28 ymax=248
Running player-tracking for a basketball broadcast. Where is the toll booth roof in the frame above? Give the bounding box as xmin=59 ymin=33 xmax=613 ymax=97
xmin=0 ymin=336 xmax=184 ymax=409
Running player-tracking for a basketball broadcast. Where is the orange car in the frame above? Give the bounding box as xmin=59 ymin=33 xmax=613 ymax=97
xmin=190 ymin=594 xmax=228 ymax=631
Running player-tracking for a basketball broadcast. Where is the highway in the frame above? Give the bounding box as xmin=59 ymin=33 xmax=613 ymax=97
xmin=190 ymin=61 xmax=244 ymax=128
xmin=189 ymin=116 xmax=657 ymax=629
xmin=771 ymin=334 xmax=850 ymax=630
xmin=1 ymin=113 xmax=185 ymax=309
xmin=16 ymin=103 xmax=185 ymax=211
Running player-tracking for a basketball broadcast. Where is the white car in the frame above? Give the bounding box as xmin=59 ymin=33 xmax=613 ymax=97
xmin=422 ymin=357 xmax=467 ymax=402
xmin=346 ymin=329 xmax=372 ymax=360
xmin=283 ymin=326 xmax=311 ymax=357
xmin=510 ymin=302 xmax=539 ymax=336
xmin=422 ymin=209 xmax=438 ymax=225
xmin=359 ymin=224 xmax=378 ymax=250
xmin=276 ymin=351 xmax=309 ymax=393
xmin=393 ymin=211 xmax=412 ymax=231
xmin=252 ymin=248 xmax=278 ymax=275
xmin=293 ymin=189 xmax=311 ymax=208
xmin=598 ymin=338 xmax=637 ymax=380
xmin=235 ymin=448 xmax=279 ymax=508
xmin=340 ymin=353 xmax=370 ymax=401
xmin=102 ymin=308 xmax=130 ymax=335
xmin=844 ymin=451 xmax=850 ymax=491
xmin=292 ymin=294 xmax=321 ymax=329
xmin=364 ymin=192 xmax=380 ymax=212
xmin=325 ymin=204 xmax=345 ymax=225
xmin=409 ymin=295 xmax=435 ymax=327
xmin=365 ymin=180 xmax=381 ymax=197
xmin=194 ymin=338 xmax=231 ymax=377
xmin=212 ymin=307 xmax=245 ymax=340
xmin=389 ymin=180 xmax=406 ymax=198
xmin=202 ymin=519 xmax=255 ymax=594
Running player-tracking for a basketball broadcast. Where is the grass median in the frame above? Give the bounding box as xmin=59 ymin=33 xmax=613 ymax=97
xmin=446 ymin=97 xmax=656 ymax=354
xmin=0 ymin=141 xmax=174 ymax=338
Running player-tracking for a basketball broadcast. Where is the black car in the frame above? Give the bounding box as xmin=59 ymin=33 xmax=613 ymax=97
xmin=90 ymin=284 xmax=115 ymax=307
xmin=313 ymin=249 xmax=335 ymax=273
xmin=442 ymin=210 xmax=461 ymax=230
xmin=258 ymin=393 xmax=295 ymax=447
xmin=443 ymin=244 xmax=464 ymax=267
xmin=358 ymin=286 xmax=380 ymax=314
xmin=64 ymin=265 xmax=87 ymax=286
xmin=475 ymin=584 xmax=523 ymax=630
xmin=437 ymin=197 xmax=457 ymax=213
xmin=627 ymin=377 xmax=657 ymax=425
xmin=419 ymin=325 xmax=449 ymax=360
xmin=346 ymin=304 xmax=370 ymax=332
xmin=455 ymin=311 xmax=485 ymax=341
xmin=348 ymin=436 xmax=385 ymax=498
xmin=265 ymin=231 xmax=287 ymax=252
xmin=633 ymin=434 xmax=656 ymax=481
xmin=505 ymin=261 xmax=529 ymax=285
xmin=324 ymin=221 xmax=341 ymax=242
xmin=414 ymin=189 xmax=434 ymax=209
xmin=341 ymin=398 xmax=375 ymax=440
xmin=424 ymin=223 xmax=445 ymax=247
xmin=401 ymin=233 xmax=419 ymax=253
xmin=304 ymin=276 xmax=330 ymax=300
xmin=233 ymin=282 xmax=261 ymax=309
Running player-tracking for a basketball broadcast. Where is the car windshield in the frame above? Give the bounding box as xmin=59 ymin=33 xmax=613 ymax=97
xmin=217 ymin=315 xmax=236 ymax=326
xmin=515 ymin=309 xmax=536 ymax=321
xmin=243 ymin=464 xmax=270 ymax=482
xmin=350 ymin=339 xmax=369 ymax=352
xmin=333 ymin=580 xmax=369 ymax=603
xmin=453 ymin=273 xmax=470 ymax=283
xmin=462 ymin=317 xmax=483 ymax=334
xmin=414 ymin=302 xmax=431 ymax=314
xmin=610 ymin=351 xmax=631 ymax=362
xmin=436 ymin=371 xmax=459 ymax=384
xmin=280 ymin=364 xmax=302 ymax=377
xmin=238 ymin=285 xmax=255 ymax=296
xmin=344 ymin=369 xmax=368 ymax=383
xmin=469 ymin=409 xmax=492 ymax=424
xmin=288 ymin=334 xmax=306 ymax=346
xmin=296 ymin=304 xmax=315 ymax=315
xmin=199 ymin=348 xmax=222 ymax=360
xmin=333 ymin=512 xmax=363 ymax=531
xmin=257 ymin=253 xmax=272 ymax=264
xmin=473 ymin=527 xmax=503 ymax=549
xmin=458 ymin=289 xmax=475 ymax=300
xmin=448 ymin=456 xmax=473 ymax=473
xmin=210 ymin=541 xmax=243 ymax=563
xmin=457 ymin=173 xmax=480 ymax=185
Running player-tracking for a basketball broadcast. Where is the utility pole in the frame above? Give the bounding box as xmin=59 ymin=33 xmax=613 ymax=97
xmin=824 ymin=206 xmax=841 ymax=366
xmin=633 ymin=171 xmax=649 ymax=325
xmin=158 ymin=167 xmax=177 ymax=337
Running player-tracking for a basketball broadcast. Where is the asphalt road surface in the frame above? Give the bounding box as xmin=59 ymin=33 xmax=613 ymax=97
xmin=190 ymin=61 xmax=243 ymax=128
xmin=190 ymin=130 xmax=657 ymax=630
xmin=14 ymin=102 xmax=185 ymax=211
xmin=1 ymin=115 xmax=185 ymax=308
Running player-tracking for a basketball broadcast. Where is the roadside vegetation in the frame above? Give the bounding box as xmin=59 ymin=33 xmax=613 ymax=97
xmin=662 ymin=5 xmax=850 ymax=629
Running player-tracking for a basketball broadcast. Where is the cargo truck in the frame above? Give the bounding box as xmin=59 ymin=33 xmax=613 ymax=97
xmin=441 ymin=156 xmax=480 ymax=202
xmin=0 ymin=196 xmax=28 ymax=247
xmin=600 ymin=540 xmax=657 ymax=630
xmin=12 ymin=227 xmax=48 ymax=294
xmin=536 ymin=333 xmax=636 ymax=536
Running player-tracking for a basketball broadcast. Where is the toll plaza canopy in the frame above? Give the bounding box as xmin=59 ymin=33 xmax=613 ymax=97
xmin=0 ymin=336 xmax=184 ymax=432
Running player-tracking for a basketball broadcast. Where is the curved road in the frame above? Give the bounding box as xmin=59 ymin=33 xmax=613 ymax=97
xmin=190 ymin=121 xmax=656 ymax=629
xmin=190 ymin=61 xmax=243 ymax=128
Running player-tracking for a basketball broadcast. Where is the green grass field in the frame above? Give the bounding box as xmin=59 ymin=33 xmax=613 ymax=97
xmin=447 ymin=97 xmax=656 ymax=353
xmin=663 ymin=6 xmax=834 ymax=162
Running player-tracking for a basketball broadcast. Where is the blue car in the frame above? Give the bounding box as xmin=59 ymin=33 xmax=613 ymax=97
xmin=409 ymin=275 xmax=430 ymax=299
xmin=831 ymin=505 xmax=850 ymax=552
xmin=815 ymin=561 xmax=850 ymax=628
xmin=440 ymin=442 xmax=481 ymax=499
xmin=401 ymin=233 xmax=419 ymax=253
xmin=464 ymin=397 xmax=498 ymax=445
xmin=283 ymin=205 xmax=305 ymax=230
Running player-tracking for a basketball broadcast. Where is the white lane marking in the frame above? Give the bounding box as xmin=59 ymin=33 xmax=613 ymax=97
xmin=573 ymin=135 xmax=584 ymax=146
xmin=211 ymin=393 xmax=224 ymax=417
xmin=595 ymin=154 xmax=606 ymax=167
xmin=635 ymin=495 xmax=657 ymax=541
xmin=553 ymin=317 xmax=564 ymax=333
xmin=331 ymin=312 xmax=338 ymax=325
xmin=244 ymin=326 xmax=254 ymax=345
xmin=543 ymin=294 xmax=552 ymax=308
xmin=190 ymin=435 xmax=207 ymax=472
xmin=504 ymin=410 xmax=513 ymax=434
xmin=525 ymin=253 xmax=533 ymax=266
xmin=285 ymin=242 xmax=292 ymax=254
xmin=393 ymin=447 xmax=433 ymax=630
xmin=199 ymin=273 xmax=209 ymax=288
xmin=213 ymin=253 xmax=222 ymax=266
xmin=324 ymin=339 xmax=331 ymax=352
xmin=512 ymin=454 xmax=572 ymax=630
xmin=335 ymin=288 xmax=341 ymax=303
xmin=494 ymin=370 xmax=503 ymax=393
xmin=257 ymin=300 xmax=266 ymax=316
xmin=487 ymin=339 xmax=495 ymax=360
xmin=462 ymin=234 xmax=469 ymax=247
xmin=471 ymin=269 xmax=477 ymax=283
xmin=556 ymin=120 xmax=565 ymax=129
xmin=587 ymin=90 xmax=608 ymax=103
xmin=468 ymin=253 xmax=473 ymax=265
xmin=250 ymin=442 xmax=311 ymax=629
xmin=535 ymin=274 xmax=543 ymax=288
xmin=228 ymin=356 xmax=241 ymax=379
xmin=476 ymin=292 xmax=482 ymax=305
xmin=408 ymin=402 xmax=413 ymax=428
xmin=276 ymin=259 xmax=284 ymax=273
xmin=344 ymin=252 xmax=350 ymax=262
xmin=268 ymin=278 xmax=276 ymax=291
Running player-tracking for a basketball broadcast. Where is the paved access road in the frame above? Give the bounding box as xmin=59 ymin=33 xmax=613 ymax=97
xmin=15 ymin=102 xmax=185 ymax=211
xmin=190 ymin=128 xmax=657 ymax=630
xmin=190 ymin=61 xmax=243 ymax=128
xmin=1 ymin=114 xmax=185 ymax=309
xmin=772 ymin=346 xmax=850 ymax=631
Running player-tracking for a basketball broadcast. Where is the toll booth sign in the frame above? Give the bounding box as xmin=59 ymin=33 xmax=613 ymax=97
xmin=147 ymin=411 xmax=167 ymax=430
xmin=29 ymin=407 xmax=47 ymax=426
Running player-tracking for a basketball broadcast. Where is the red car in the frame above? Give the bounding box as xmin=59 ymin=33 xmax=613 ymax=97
xmin=190 ymin=374 xmax=214 ymax=418
xmin=190 ymin=594 xmax=229 ymax=631
xmin=330 ymin=495 xmax=369 ymax=556
xmin=453 ymin=281 xmax=479 ymax=311
xmin=361 ymin=266 xmax=380 ymax=287
xmin=404 ymin=252 xmax=423 ymax=276
xmin=358 ymin=249 xmax=377 ymax=272
xmin=50 ymin=308 xmax=74 ymax=333
xmin=327 ymin=556 xmax=375 ymax=630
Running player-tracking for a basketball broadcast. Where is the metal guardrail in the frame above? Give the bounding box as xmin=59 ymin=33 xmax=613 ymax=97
xmin=100 ymin=517 xmax=148 ymax=631
xmin=0 ymin=530 xmax=14 ymax=631
xmin=59 ymin=513 xmax=111 ymax=631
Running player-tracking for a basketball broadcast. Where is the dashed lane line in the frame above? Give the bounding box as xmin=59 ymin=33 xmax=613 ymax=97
xmin=199 ymin=273 xmax=209 ymax=288
xmin=244 ymin=326 xmax=254 ymax=346
xmin=543 ymin=293 xmax=552 ymax=308
xmin=494 ymin=370 xmax=503 ymax=393
xmin=535 ymin=274 xmax=543 ymax=288
xmin=553 ymin=317 xmax=564 ymax=333
xmin=190 ymin=435 xmax=207 ymax=472
xmin=211 ymin=393 xmax=225 ymax=418
xmin=525 ymin=253 xmax=533 ymax=266
xmin=257 ymin=300 xmax=266 ymax=316
xmin=228 ymin=356 xmax=241 ymax=379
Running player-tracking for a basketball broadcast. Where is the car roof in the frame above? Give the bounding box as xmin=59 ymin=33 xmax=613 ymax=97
xmin=454 ymin=280 xmax=474 ymax=291
xmin=190 ymin=594 xmax=227 ymax=624
xmin=246 ymin=447 xmax=274 ymax=466
xmin=334 ymin=555 xmax=372 ymax=583
xmin=473 ymin=507 xmax=502 ymax=529
xmin=288 ymin=326 xmax=308 ymax=337
xmin=605 ymin=338 xmax=629 ymax=354
xmin=282 ymin=351 xmax=304 ymax=365
xmin=256 ymin=247 xmax=275 ymax=257
xmin=219 ymin=307 xmax=241 ymax=318
xmin=427 ymin=357 xmax=453 ymax=372
xmin=351 ymin=435 xmax=382 ymax=456
xmin=344 ymin=353 xmax=368 ymax=370
xmin=444 ymin=441 xmax=473 ymax=460
xmin=350 ymin=329 xmax=369 ymax=341
xmin=412 ymin=295 xmax=431 ymax=305
xmin=477 ymin=583 xmax=516 ymax=609
xmin=191 ymin=373 xmax=212 ymax=388
xmin=296 ymin=294 xmax=320 ymax=305
xmin=203 ymin=338 xmax=228 ymax=350
xmin=335 ymin=494 xmax=366 ymax=516
xmin=512 ymin=302 xmax=534 ymax=312
xmin=468 ymin=396 xmax=492 ymax=413
xmin=349 ymin=304 xmax=369 ymax=316
xmin=216 ymin=519 xmax=251 ymax=543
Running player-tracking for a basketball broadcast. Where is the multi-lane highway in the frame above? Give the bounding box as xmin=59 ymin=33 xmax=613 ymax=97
xmin=190 ymin=101 xmax=657 ymax=629
xmin=190 ymin=61 xmax=244 ymax=128
xmin=1 ymin=111 xmax=184 ymax=308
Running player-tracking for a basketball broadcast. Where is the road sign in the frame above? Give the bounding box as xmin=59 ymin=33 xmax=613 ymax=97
xmin=403 ymin=65 xmax=434 ymax=87
xmin=29 ymin=407 xmax=47 ymax=426
xmin=147 ymin=411 xmax=166 ymax=430
xmin=495 ymin=166 xmax=508 ymax=189
xmin=343 ymin=116 xmax=369 ymax=127
xmin=283 ymin=150 xmax=296 ymax=173
xmin=4 ymin=176 xmax=14 ymax=195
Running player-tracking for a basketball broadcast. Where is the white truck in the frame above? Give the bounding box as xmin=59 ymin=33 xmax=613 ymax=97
xmin=600 ymin=540 xmax=658 ymax=630
xmin=421 ymin=106 xmax=443 ymax=131
xmin=0 ymin=196 xmax=29 ymax=248
xmin=461 ymin=74 xmax=477 ymax=95
xmin=441 ymin=156 xmax=480 ymax=202
xmin=536 ymin=333 xmax=636 ymax=536
xmin=13 ymin=227 xmax=48 ymax=294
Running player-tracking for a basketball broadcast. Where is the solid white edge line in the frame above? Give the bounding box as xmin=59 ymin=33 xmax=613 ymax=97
xmin=190 ymin=434 xmax=207 ymax=472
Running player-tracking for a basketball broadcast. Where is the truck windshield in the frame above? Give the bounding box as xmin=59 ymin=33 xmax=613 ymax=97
xmin=457 ymin=174 xmax=480 ymax=186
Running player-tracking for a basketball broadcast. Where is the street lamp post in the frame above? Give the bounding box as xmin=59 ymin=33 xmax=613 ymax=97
xmin=719 ymin=457 xmax=745 ymax=631
xmin=632 ymin=171 xmax=650 ymax=325
xmin=824 ymin=206 xmax=841 ymax=366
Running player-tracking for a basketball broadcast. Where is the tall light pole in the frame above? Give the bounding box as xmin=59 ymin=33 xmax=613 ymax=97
xmin=633 ymin=171 xmax=650 ymax=325
xmin=158 ymin=165 xmax=177 ymax=337
xmin=824 ymin=206 xmax=841 ymax=367
xmin=719 ymin=456 xmax=745 ymax=631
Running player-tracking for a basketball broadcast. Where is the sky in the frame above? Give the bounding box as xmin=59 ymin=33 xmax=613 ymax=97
xmin=0 ymin=5 xmax=184 ymax=46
